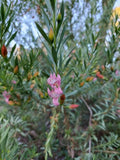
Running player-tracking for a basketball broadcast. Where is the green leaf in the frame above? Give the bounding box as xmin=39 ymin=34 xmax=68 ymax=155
xmin=1 ymin=3 xmax=5 ymax=23
xmin=56 ymin=1 xmax=64 ymax=36
xmin=6 ymin=31 xmax=17 ymax=46
xmin=90 ymin=33 xmax=95 ymax=46
xmin=59 ymin=51 xmax=62 ymax=69
xmin=5 ymin=3 xmax=12 ymax=19
xmin=57 ymin=25 xmax=66 ymax=52
xmin=41 ymin=6 xmax=52 ymax=30
xmin=4 ymin=16 xmax=13 ymax=34
xmin=40 ymin=48 xmax=53 ymax=67
xmin=66 ymin=90 xmax=79 ymax=98
xmin=35 ymin=22 xmax=51 ymax=45
xmin=45 ymin=0 xmax=53 ymax=14
xmin=65 ymin=47 xmax=76 ymax=57
xmin=83 ymin=60 xmax=87 ymax=69
xmin=50 ymin=0 xmax=55 ymax=13
xmin=60 ymin=1 xmax=64 ymax=21
xmin=58 ymin=34 xmax=71 ymax=54
xmin=52 ymin=46 xmax=57 ymax=65
xmin=62 ymin=68 xmax=73 ymax=82
xmin=64 ymin=56 xmax=72 ymax=69
xmin=9 ymin=44 xmax=16 ymax=59
xmin=0 ymin=127 xmax=10 ymax=143
xmin=43 ymin=41 xmax=55 ymax=65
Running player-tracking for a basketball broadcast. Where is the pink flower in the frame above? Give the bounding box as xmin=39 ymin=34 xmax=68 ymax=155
xmin=117 ymin=109 xmax=120 ymax=113
xmin=115 ymin=70 xmax=120 ymax=76
xmin=93 ymin=77 xmax=97 ymax=81
xmin=12 ymin=80 xmax=16 ymax=84
xmin=47 ymin=87 xmax=63 ymax=106
xmin=2 ymin=91 xmax=11 ymax=104
xmin=48 ymin=87 xmax=63 ymax=98
xmin=47 ymin=73 xmax=61 ymax=88
xmin=47 ymin=73 xmax=63 ymax=106
xmin=52 ymin=98 xmax=59 ymax=106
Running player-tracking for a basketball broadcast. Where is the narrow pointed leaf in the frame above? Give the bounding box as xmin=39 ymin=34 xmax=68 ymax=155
xmin=60 ymin=1 xmax=64 ymax=20
xmin=56 ymin=1 xmax=64 ymax=36
xmin=1 ymin=3 xmax=5 ymax=23
xmin=6 ymin=31 xmax=17 ymax=46
xmin=52 ymin=46 xmax=57 ymax=65
xmin=41 ymin=6 xmax=52 ymax=29
xmin=50 ymin=0 xmax=55 ymax=13
xmin=35 ymin=22 xmax=51 ymax=45
xmin=45 ymin=0 xmax=53 ymax=14
xmin=57 ymin=25 xmax=66 ymax=52
xmin=9 ymin=44 xmax=16 ymax=59
xmin=64 ymin=57 xmax=72 ymax=69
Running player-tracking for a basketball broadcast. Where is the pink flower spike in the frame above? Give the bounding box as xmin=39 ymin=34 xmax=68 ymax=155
xmin=69 ymin=104 xmax=79 ymax=109
xmin=47 ymin=73 xmax=63 ymax=106
xmin=2 ymin=91 xmax=11 ymax=104
xmin=12 ymin=80 xmax=16 ymax=84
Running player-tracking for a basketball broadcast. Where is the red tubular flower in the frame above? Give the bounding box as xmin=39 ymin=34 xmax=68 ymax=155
xmin=1 ymin=45 xmax=7 ymax=58
xmin=69 ymin=104 xmax=79 ymax=109
xmin=96 ymin=72 xmax=104 ymax=79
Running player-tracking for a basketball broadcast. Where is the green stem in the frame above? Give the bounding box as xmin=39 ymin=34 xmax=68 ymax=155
xmin=45 ymin=108 xmax=58 ymax=160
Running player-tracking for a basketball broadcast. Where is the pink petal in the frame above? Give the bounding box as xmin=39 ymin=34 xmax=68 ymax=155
xmin=93 ymin=77 xmax=97 ymax=81
xmin=115 ymin=70 xmax=119 ymax=76
xmin=47 ymin=88 xmax=51 ymax=97
xmin=5 ymin=98 xmax=9 ymax=104
xmin=12 ymin=80 xmax=16 ymax=84
xmin=2 ymin=91 xmax=11 ymax=104
xmin=53 ymin=98 xmax=59 ymax=106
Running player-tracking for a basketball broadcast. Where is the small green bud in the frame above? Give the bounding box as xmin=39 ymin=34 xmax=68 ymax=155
xmin=48 ymin=28 xmax=54 ymax=43
xmin=57 ymin=13 xmax=62 ymax=23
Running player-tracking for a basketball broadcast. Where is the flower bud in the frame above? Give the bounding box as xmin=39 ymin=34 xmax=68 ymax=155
xmin=33 ymin=72 xmax=39 ymax=77
xmin=86 ymin=77 xmax=90 ymax=82
xmin=80 ymin=81 xmax=85 ymax=87
xmin=110 ymin=66 xmax=114 ymax=72
xmin=69 ymin=104 xmax=79 ymax=109
xmin=8 ymin=101 xmax=14 ymax=105
xmin=14 ymin=66 xmax=18 ymax=74
xmin=1 ymin=45 xmax=7 ymax=58
xmin=96 ymin=72 xmax=104 ymax=79
xmin=101 ymin=65 xmax=105 ymax=71
xmin=92 ymin=69 xmax=98 ymax=73
xmin=60 ymin=94 xmax=65 ymax=105
xmin=27 ymin=72 xmax=32 ymax=81
xmin=57 ymin=13 xmax=62 ymax=23
xmin=48 ymin=28 xmax=54 ymax=43
xmin=86 ymin=77 xmax=93 ymax=82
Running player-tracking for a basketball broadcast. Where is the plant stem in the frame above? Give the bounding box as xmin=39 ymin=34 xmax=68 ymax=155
xmin=81 ymin=97 xmax=93 ymax=160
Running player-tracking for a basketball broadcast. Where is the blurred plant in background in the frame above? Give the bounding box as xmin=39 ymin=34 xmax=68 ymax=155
xmin=0 ymin=0 xmax=120 ymax=160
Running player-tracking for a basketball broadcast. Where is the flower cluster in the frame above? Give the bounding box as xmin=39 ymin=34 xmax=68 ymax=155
xmin=47 ymin=73 xmax=63 ymax=106
xmin=2 ymin=91 xmax=11 ymax=104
